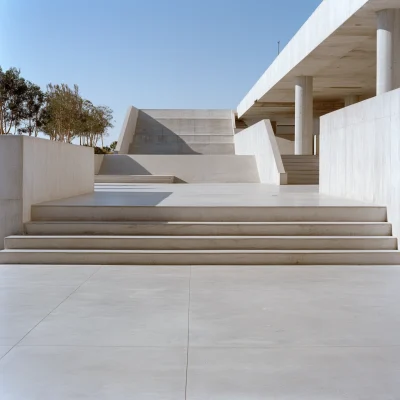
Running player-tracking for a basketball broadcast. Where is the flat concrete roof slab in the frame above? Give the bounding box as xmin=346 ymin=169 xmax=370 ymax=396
xmin=238 ymin=0 xmax=400 ymax=121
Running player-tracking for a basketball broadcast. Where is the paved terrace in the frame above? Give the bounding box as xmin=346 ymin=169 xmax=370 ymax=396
xmin=1 ymin=184 xmax=400 ymax=398
xmin=38 ymin=183 xmax=369 ymax=207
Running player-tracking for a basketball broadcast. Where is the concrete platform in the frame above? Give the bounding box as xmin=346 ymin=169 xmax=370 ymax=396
xmin=1 ymin=264 xmax=400 ymax=399
xmin=38 ymin=183 xmax=373 ymax=207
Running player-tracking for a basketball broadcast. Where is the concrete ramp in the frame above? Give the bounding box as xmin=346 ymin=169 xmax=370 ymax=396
xmin=98 ymin=154 xmax=260 ymax=183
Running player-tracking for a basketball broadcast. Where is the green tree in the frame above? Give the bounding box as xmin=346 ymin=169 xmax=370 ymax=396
xmin=0 ymin=67 xmax=28 ymax=135
xmin=18 ymin=81 xmax=46 ymax=137
xmin=42 ymin=83 xmax=82 ymax=142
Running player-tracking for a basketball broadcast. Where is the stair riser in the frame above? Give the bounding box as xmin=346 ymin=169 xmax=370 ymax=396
xmin=31 ymin=206 xmax=387 ymax=222
xmin=24 ymin=223 xmax=393 ymax=237
xmin=6 ymin=237 xmax=397 ymax=251
xmin=2 ymin=251 xmax=400 ymax=265
xmin=287 ymin=180 xmax=319 ymax=185
xmin=95 ymin=176 xmax=174 ymax=184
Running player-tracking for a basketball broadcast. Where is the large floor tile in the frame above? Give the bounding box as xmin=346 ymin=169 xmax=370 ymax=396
xmin=186 ymin=347 xmax=400 ymax=400
xmin=84 ymin=265 xmax=190 ymax=292
xmin=190 ymin=265 xmax=400 ymax=292
xmin=0 ymin=346 xmax=12 ymax=359
xmin=21 ymin=282 xmax=190 ymax=347
xmin=0 ymin=265 xmax=99 ymax=288
xmin=0 ymin=346 xmax=187 ymax=400
xmin=189 ymin=266 xmax=400 ymax=347
xmin=0 ymin=285 xmax=78 ymax=346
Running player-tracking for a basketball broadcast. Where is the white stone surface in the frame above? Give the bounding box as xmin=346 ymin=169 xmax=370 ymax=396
xmin=98 ymin=155 xmax=260 ymax=183
xmin=320 ymin=88 xmax=400 ymax=237
xmin=234 ymin=120 xmax=287 ymax=184
xmin=115 ymin=106 xmax=139 ymax=154
xmin=1 ymin=264 xmax=400 ymax=398
xmin=40 ymin=183 xmax=372 ymax=207
xmin=0 ymin=136 xmax=94 ymax=249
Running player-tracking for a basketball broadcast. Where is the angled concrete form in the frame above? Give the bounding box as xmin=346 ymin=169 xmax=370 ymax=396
xmin=116 ymin=106 xmax=139 ymax=154
xmin=116 ymin=108 xmax=235 ymax=155
xmin=234 ymin=120 xmax=287 ymax=185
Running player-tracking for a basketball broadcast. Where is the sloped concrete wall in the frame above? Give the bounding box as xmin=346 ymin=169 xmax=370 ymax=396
xmin=99 ymin=154 xmax=260 ymax=183
xmin=235 ymin=120 xmax=287 ymax=184
xmin=128 ymin=109 xmax=235 ymax=155
xmin=320 ymin=89 xmax=400 ymax=237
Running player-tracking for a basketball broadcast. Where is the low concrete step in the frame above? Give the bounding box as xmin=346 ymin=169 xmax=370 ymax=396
xmin=287 ymin=179 xmax=319 ymax=185
xmin=6 ymin=236 xmax=396 ymax=251
xmin=1 ymin=249 xmax=400 ymax=265
xmin=282 ymin=156 xmax=319 ymax=160
xmin=95 ymin=175 xmax=175 ymax=184
xmin=286 ymin=170 xmax=319 ymax=175
xmin=24 ymin=221 xmax=393 ymax=236
xmin=283 ymin=165 xmax=319 ymax=171
xmin=30 ymin=206 xmax=387 ymax=222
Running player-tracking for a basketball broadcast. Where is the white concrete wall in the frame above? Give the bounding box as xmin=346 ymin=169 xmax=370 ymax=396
xmin=320 ymin=89 xmax=400 ymax=237
xmin=276 ymin=136 xmax=295 ymax=155
xmin=99 ymin=154 xmax=260 ymax=183
xmin=0 ymin=136 xmax=94 ymax=247
xmin=116 ymin=106 xmax=139 ymax=154
xmin=94 ymin=155 xmax=104 ymax=175
xmin=234 ymin=120 xmax=287 ymax=185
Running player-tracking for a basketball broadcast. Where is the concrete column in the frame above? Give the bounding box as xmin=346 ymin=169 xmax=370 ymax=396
xmin=295 ymin=76 xmax=313 ymax=155
xmin=344 ymin=95 xmax=359 ymax=107
xmin=377 ymin=9 xmax=400 ymax=95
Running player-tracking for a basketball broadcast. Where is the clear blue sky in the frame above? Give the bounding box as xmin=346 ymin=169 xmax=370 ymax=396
xmin=0 ymin=0 xmax=321 ymax=144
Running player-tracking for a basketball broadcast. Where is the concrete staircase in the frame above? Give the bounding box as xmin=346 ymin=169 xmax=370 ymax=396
xmin=130 ymin=109 xmax=235 ymax=155
xmin=282 ymin=155 xmax=319 ymax=185
xmin=1 ymin=204 xmax=399 ymax=265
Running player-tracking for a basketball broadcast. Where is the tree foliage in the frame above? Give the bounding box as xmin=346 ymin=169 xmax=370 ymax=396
xmin=0 ymin=66 xmax=114 ymax=148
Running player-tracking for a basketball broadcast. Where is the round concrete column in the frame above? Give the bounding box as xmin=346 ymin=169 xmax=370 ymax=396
xmin=295 ymin=76 xmax=313 ymax=155
xmin=377 ymin=9 xmax=400 ymax=95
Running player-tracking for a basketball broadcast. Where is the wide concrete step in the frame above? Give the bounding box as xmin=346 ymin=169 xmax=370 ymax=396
xmin=1 ymin=249 xmax=400 ymax=265
xmin=95 ymin=175 xmax=175 ymax=184
xmin=30 ymin=206 xmax=387 ymax=222
xmin=32 ymin=204 xmax=386 ymax=222
xmin=24 ymin=221 xmax=393 ymax=236
xmin=6 ymin=236 xmax=396 ymax=251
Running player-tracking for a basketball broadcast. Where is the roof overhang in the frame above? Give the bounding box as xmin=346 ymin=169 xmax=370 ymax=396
xmin=237 ymin=0 xmax=400 ymax=122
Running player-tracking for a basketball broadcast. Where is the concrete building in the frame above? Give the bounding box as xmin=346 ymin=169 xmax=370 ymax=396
xmin=2 ymin=1 xmax=400 ymax=397
xmin=1 ymin=0 xmax=400 ymax=264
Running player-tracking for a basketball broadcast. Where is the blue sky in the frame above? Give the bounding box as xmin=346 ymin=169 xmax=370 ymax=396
xmin=0 ymin=0 xmax=321 ymax=144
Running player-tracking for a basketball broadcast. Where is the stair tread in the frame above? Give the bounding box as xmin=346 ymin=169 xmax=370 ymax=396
xmin=25 ymin=221 xmax=390 ymax=225
xmin=2 ymin=249 xmax=399 ymax=253
xmin=8 ymin=235 xmax=395 ymax=239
